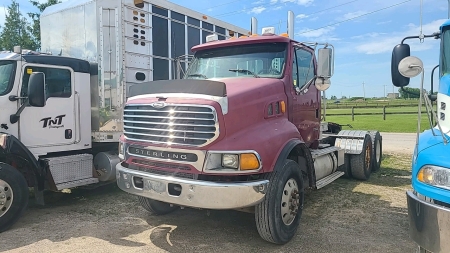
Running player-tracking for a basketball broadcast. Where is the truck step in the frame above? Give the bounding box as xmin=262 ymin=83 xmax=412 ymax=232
xmin=42 ymin=154 xmax=94 ymax=186
xmin=55 ymin=178 xmax=99 ymax=190
xmin=316 ymin=171 xmax=344 ymax=189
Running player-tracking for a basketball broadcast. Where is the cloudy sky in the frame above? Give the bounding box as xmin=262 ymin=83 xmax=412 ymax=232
xmin=1 ymin=0 xmax=449 ymax=98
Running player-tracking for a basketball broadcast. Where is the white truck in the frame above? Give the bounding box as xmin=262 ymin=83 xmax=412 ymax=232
xmin=0 ymin=0 xmax=249 ymax=232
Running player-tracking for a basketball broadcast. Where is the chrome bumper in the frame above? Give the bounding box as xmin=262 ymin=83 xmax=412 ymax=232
xmin=116 ymin=165 xmax=269 ymax=210
xmin=407 ymin=191 xmax=450 ymax=253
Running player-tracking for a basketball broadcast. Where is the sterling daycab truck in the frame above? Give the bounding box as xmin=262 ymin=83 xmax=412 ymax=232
xmin=116 ymin=11 xmax=384 ymax=244
xmin=390 ymin=3 xmax=450 ymax=253
xmin=0 ymin=0 xmax=248 ymax=232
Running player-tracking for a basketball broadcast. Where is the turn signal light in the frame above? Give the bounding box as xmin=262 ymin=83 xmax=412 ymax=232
xmin=280 ymin=101 xmax=286 ymax=113
xmin=240 ymin=153 xmax=260 ymax=170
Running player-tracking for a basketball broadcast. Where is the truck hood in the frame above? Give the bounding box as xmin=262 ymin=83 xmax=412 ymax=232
xmin=126 ymin=77 xmax=286 ymax=116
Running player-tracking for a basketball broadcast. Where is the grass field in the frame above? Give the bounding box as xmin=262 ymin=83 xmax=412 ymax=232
xmin=325 ymin=106 xmax=432 ymax=115
xmin=323 ymin=98 xmax=438 ymax=133
xmin=326 ymin=114 xmax=431 ymax=132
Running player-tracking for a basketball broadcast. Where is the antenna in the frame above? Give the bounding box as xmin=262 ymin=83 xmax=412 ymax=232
xmin=419 ymin=0 xmax=424 ymax=42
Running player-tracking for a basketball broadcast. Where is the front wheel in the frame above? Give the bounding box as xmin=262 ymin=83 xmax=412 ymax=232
xmin=0 ymin=163 xmax=29 ymax=233
xmin=255 ymin=159 xmax=304 ymax=244
xmin=138 ymin=197 xmax=178 ymax=215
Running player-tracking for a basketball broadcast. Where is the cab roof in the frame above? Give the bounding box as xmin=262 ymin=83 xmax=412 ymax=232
xmin=191 ymin=34 xmax=298 ymax=52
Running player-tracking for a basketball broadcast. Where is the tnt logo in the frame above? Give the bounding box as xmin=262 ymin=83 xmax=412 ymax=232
xmin=40 ymin=115 xmax=66 ymax=128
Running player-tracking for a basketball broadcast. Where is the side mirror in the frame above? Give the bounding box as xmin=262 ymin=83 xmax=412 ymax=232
xmin=317 ymin=48 xmax=333 ymax=78
xmin=391 ymin=44 xmax=411 ymax=87
xmin=28 ymin=72 xmax=46 ymax=107
xmin=398 ymin=56 xmax=423 ymax=78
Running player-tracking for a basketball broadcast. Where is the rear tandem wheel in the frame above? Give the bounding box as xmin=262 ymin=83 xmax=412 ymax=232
xmin=349 ymin=134 xmax=373 ymax=181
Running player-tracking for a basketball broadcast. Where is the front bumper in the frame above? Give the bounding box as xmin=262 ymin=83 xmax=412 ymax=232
xmin=116 ymin=164 xmax=269 ymax=210
xmin=407 ymin=191 xmax=450 ymax=253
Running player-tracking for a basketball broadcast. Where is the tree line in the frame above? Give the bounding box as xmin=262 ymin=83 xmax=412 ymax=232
xmin=0 ymin=0 xmax=60 ymax=52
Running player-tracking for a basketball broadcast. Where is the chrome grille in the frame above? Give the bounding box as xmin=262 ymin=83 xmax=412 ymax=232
xmin=123 ymin=104 xmax=218 ymax=146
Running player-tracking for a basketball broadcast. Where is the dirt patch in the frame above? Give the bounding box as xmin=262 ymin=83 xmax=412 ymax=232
xmin=0 ymin=153 xmax=415 ymax=253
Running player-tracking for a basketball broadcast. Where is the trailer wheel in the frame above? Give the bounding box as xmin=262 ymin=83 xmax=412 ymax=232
xmin=255 ymin=159 xmax=304 ymax=244
xmin=0 ymin=163 xmax=29 ymax=233
xmin=368 ymin=130 xmax=382 ymax=172
xmin=138 ymin=197 xmax=178 ymax=215
xmin=337 ymin=154 xmax=352 ymax=178
xmin=350 ymin=134 xmax=373 ymax=181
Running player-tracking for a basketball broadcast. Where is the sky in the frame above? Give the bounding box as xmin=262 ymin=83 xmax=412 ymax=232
xmin=1 ymin=0 xmax=449 ymax=98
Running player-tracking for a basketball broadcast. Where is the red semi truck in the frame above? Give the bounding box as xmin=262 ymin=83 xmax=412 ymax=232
xmin=116 ymin=12 xmax=383 ymax=244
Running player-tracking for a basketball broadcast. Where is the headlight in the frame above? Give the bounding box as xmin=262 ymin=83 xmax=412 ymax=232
xmin=118 ymin=141 xmax=125 ymax=160
xmin=417 ymin=165 xmax=450 ymax=189
xmin=204 ymin=152 xmax=261 ymax=172
xmin=222 ymin=154 xmax=239 ymax=169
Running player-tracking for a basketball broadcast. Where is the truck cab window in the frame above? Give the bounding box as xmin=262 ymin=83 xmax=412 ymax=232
xmin=441 ymin=28 xmax=450 ymax=76
xmin=0 ymin=61 xmax=16 ymax=96
xmin=21 ymin=66 xmax=72 ymax=99
xmin=293 ymin=47 xmax=315 ymax=90
xmin=185 ymin=42 xmax=287 ymax=79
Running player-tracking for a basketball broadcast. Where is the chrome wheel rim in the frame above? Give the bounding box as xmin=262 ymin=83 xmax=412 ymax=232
xmin=376 ymin=139 xmax=381 ymax=163
xmin=281 ymin=178 xmax=299 ymax=226
xmin=0 ymin=179 xmax=13 ymax=218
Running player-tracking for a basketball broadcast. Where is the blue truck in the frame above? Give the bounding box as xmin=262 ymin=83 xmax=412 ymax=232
xmin=391 ymin=4 xmax=450 ymax=253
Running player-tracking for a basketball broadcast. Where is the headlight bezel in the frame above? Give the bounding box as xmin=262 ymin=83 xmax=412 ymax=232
xmin=417 ymin=165 xmax=450 ymax=190
xmin=204 ymin=151 xmax=262 ymax=174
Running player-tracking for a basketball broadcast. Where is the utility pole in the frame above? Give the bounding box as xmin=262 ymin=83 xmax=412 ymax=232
xmin=362 ymin=81 xmax=366 ymax=100
xmin=383 ymin=84 xmax=387 ymax=98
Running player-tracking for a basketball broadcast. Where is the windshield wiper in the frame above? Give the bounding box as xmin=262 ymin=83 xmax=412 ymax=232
xmin=229 ymin=69 xmax=259 ymax=78
xmin=186 ymin=73 xmax=208 ymax=79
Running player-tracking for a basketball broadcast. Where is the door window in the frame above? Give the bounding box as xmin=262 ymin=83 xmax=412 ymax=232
xmin=293 ymin=48 xmax=315 ymax=90
xmin=21 ymin=66 xmax=72 ymax=100
xmin=0 ymin=61 xmax=16 ymax=96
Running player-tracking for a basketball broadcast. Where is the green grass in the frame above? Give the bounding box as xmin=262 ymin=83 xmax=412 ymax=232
xmin=326 ymin=114 xmax=432 ymax=133
xmin=326 ymin=106 xmax=434 ymax=115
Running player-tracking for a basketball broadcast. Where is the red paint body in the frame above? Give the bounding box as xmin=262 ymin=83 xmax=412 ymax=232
xmin=122 ymin=35 xmax=321 ymax=174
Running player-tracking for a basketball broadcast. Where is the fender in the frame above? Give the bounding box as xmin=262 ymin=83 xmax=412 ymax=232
xmin=273 ymin=139 xmax=316 ymax=188
xmin=0 ymin=132 xmax=45 ymax=191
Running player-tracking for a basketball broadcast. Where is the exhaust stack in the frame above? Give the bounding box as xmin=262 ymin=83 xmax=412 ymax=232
xmin=287 ymin=11 xmax=294 ymax=39
xmin=251 ymin=17 xmax=258 ymax=35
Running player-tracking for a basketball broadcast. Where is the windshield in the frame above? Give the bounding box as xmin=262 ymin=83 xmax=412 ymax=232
xmin=441 ymin=27 xmax=450 ymax=76
xmin=185 ymin=42 xmax=287 ymax=79
xmin=0 ymin=61 xmax=16 ymax=96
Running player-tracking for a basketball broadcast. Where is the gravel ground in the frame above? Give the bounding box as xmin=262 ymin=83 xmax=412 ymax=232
xmin=0 ymin=139 xmax=417 ymax=253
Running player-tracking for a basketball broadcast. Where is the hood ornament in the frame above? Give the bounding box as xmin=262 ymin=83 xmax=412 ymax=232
xmin=150 ymin=101 xmax=167 ymax=109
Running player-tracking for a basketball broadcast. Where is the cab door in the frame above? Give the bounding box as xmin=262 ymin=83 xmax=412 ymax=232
xmin=289 ymin=45 xmax=320 ymax=144
xmin=19 ymin=64 xmax=77 ymax=148
xmin=0 ymin=60 xmax=19 ymax=137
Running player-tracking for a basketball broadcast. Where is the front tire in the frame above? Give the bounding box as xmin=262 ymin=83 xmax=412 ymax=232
xmin=138 ymin=197 xmax=178 ymax=215
xmin=0 ymin=163 xmax=29 ymax=233
xmin=255 ymin=159 xmax=304 ymax=244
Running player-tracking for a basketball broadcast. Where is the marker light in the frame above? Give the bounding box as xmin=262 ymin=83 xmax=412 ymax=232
xmin=417 ymin=165 xmax=450 ymax=190
xmin=206 ymin=34 xmax=218 ymax=42
xmin=262 ymin=27 xmax=275 ymax=34
xmin=280 ymin=101 xmax=286 ymax=113
xmin=240 ymin=153 xmax=260 ymax=170
xmin=118 ymin=141 xmax=125 ymax=161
